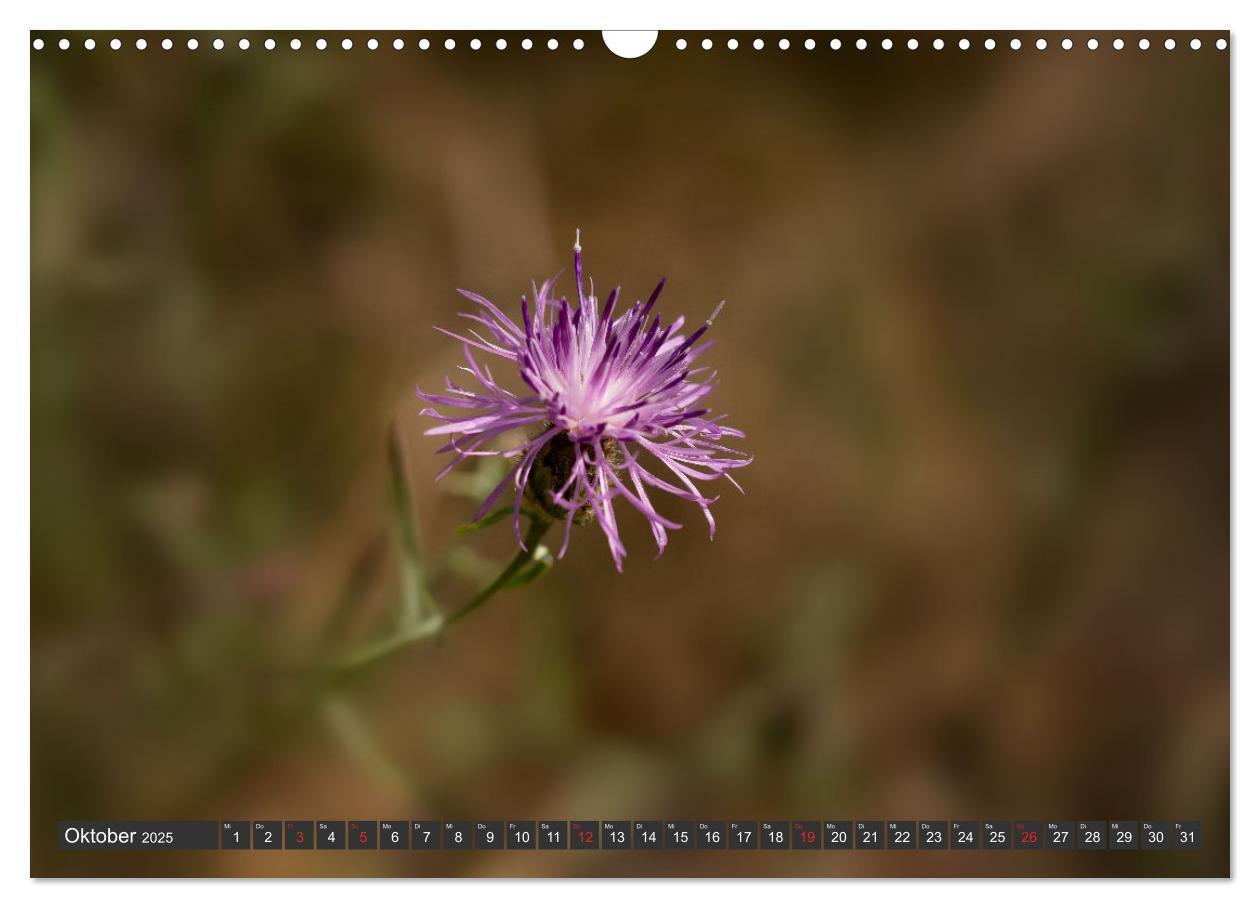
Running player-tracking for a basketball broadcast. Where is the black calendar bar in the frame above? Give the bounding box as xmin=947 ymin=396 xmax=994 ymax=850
xmin=56 ymin=819 xmax=1203 ymax=850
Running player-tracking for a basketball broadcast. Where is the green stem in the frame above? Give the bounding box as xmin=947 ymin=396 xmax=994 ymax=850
xmin=441 ymin=516 xmax=552 ymax=630
xmin=332 ymin=515 xmax=552 ymax=673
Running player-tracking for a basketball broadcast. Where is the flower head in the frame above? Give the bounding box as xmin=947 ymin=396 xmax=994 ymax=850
xmin=417 ymin=231 xmax=751 ymax=570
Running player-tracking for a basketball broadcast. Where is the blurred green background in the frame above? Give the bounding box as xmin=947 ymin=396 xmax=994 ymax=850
xmin=30 ymin=31 xmax=1229 ymax=877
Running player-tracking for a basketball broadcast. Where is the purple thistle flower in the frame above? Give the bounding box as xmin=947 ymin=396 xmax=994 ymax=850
xmin=416 ymin=231 xmax=752 ymax=571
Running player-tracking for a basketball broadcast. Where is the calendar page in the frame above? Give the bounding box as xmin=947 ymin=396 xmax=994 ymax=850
xmin=29 ymin=26 xmax=1229 ymax=879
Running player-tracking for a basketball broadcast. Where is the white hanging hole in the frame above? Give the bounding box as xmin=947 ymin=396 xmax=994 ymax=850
xmin=495 ymin=38 xmax=506 ymax=50
xmin=1165 ymin=38 xmax=1176 ymax=50
xmin=1113 ymin=38 xmax=1124 ymax=50
xmin=573 ymin=37 xmax=584 ymax=50
xmin=444 ymin=38 xmax=455 ymax=50
xmin=753 ymin=38 xmax=764 ymax=50
xmin=162 ymin=38 xmax=173 ymax=50
xmin=239 ymin=38 xmax=250 ymax=51
xmin=110 ymin=38 xmax=121 ymax=50
xmin=1010 ymin=37 xmax=1021 ymax=50
xmin=1036 ymin=37 xmax=1047 ymax=50
xmin=367 ymin=38 xmax=379 ymax=50
xmin=265 ymin=38 xmax=276 ymax=50
xmin=419 ymin=38 xmax=430 ymax=50
xmin=316 ymin=38 xmax=327 ymax=50
xmin=881 ymin=37 xmax=893 ymax=50
xmin=136 ymin=38 xmax=148 ymax=50
xmin=857 ymin=38 xmax=868 ymax=50
xmin=58 ymin=37 xmax=69 ymax=50
xmin=728 ymin=38 xmax=739 ymax=50
xmin=907 ymin=38 xmax=918 ymax=50
xmin=1217 ymin=37 xmax=1228 ymax=50
xmin=933 ymin=38 xmax=944 ymax=50
xmin=547 ymin=38 xmax=558 ymax=50
xmin=186 ymin=38 xmax=197 ymax=50
xmin=213 ymin=38 xmax=224 ymax=50
xmin=1087 ymin=38 xmax=1099 ymax=51
xmin=84 ymin=38 xmax=96 ymax=50
xmin=1061 ymin=37 xmax=1073 ymax=50
xmin=831 ymin=38 xmax=842 ymax=50
xmin=470 ymin=38 xmax=482 ymax=50
xmin=341 ymin=38 xmax=353 ymax=50
xmin=984 ymin=37 xmax=996 ymax=50
xmin=1139 ymin=38 xmax=1150 ymax=50
xmin=32 ymin=37 xmax=44 ymax=50
xmin=521 ymin=38 xmax=533 ymax=50
xmin=392 ymin=38 xmax=403 ymax=50
xmin=601 ymin=30 xmax=659 ymax=59
xmin=779 ymin=38 xmax=790 ymax=50
xmin=1190 ymin=38 xmax=1202 ymax=50
xmin=805 ymin=38 xmax=816 ymax=50
xmin=958 ymin=38 xmax=970 ymax=50
xmin=675 ymin=38 xmax=686 ymax=50
xmin=701 ymin=38 xmax=713 ymax=50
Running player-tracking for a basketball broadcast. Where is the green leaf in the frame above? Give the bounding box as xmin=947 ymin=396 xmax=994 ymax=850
xmin=457 ymin=505 xmax=543 ymax=535
xmin=387 ymin=421 xmax=437 ymax=626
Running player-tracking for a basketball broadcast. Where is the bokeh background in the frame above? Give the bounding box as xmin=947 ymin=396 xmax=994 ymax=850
xmin=30 ymin=30 xmax=1230 ymax=877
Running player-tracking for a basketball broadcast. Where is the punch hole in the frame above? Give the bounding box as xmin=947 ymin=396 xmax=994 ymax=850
xmin=213 ymin=38 xmax=224 ymax=51
xmin=701 ymin=38 xmax=713 ymax=51
xmin=933 ymin=38 xmax=944 ymax=50
xmin=729 ymin=38 xmax=740 ymax=50
xmin=32 ymin=37 xmax=44 ymax=50
xmin=805 ymin=38 xmax=816 ymax=50
xmin=1036 ymin=38 xmax=1047 ymax=50
xmin=832 ymin=39 xmax=842 ymax=50
xmin=239 ymin=38 xmax=250 ymax=51
xmin=753 ymin=38 xmax=764 ymax=50
xmin=1216 ymin=38 xmax=1228 ymax=50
